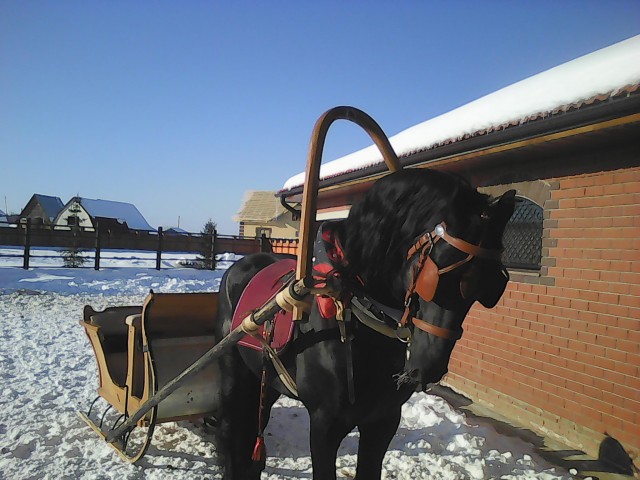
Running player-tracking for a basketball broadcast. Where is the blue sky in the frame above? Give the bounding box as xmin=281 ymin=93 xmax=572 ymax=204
xmin=1 ymin=2 xmax=638 ymax=234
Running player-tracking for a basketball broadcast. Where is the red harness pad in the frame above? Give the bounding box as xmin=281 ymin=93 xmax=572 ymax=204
xmin=231 ymin=259 xmax=296 ymax=352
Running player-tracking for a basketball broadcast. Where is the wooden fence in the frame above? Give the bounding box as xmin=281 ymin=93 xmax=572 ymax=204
xmin=269 ymin=238 xmax=300 ymax=256
xmin=0 ymin=220 xmax=300 ymax=270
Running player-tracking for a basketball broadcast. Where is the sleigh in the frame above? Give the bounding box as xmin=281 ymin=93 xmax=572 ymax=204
xmin=79 ymin=291 xmax=219 ymax=461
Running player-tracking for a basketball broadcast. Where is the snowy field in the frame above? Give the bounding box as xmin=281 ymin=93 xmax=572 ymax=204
xmin=0 ymin=248 xmax=576 ymax=479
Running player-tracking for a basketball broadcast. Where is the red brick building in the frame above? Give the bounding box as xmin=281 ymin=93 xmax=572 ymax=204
xmin=447 ymin=166 xmax=639 ymax=466
xmin=280 ymin=36 xmax=639 ymax=468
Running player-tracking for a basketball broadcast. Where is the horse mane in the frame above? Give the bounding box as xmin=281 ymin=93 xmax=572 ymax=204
xmin=342 ymin=169 xmax=489 ymax=306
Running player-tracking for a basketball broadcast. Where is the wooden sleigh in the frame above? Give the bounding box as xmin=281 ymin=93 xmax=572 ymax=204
xmin=79 ymin=291 xmax=219 ymax=461
xmin=79 ymin=106 xmax=401 ymax=463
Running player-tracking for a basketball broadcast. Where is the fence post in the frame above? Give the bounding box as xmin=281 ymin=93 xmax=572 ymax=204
xmin=94 ymin=222 xmax=101 ymax=270
xmin=23 ymin=218 xmax=31 ymax=270
xmin=210 ymin=230 xmax=217 ymax=270
xmin=156 ymin=227 xmax=163 ymax=270
xmin=260 ymin=233 xmax=272 ymax=253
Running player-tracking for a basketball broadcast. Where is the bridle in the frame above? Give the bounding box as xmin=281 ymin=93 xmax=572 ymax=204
xmin=400 ymin=221 xmax=503 ymax=340
xmin=309 ymin=219 xmax=505 ymax=344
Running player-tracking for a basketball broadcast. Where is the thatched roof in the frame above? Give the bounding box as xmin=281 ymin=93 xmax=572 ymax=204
xmin=234 ymin=191 xmax=285 ymax=222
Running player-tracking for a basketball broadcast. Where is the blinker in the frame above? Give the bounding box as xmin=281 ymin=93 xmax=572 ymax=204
xmin=414 ymin=257 xmax=439 ymax=302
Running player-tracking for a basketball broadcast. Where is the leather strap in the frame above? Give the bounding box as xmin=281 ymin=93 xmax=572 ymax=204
xmin=411 ymin=317 xmax=463 ymax=341
xmin=437 ymin=224 xmax=502 ymax=261
xmin=407 ymin=222 xmax=502 ymax=262
xmin=406 ymin=233 xmax=436 ymax=260
xmin=351 ymin=297 xmax=412 ymax=341
xmin=251 ymin=332 xmax=299 ymax=397
xmin=437 ymin=254 xmax=473 ymax=275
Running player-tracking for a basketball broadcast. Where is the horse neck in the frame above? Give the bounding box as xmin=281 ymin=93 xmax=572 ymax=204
xmin=341 ymin=213 xmax=430 ymax=308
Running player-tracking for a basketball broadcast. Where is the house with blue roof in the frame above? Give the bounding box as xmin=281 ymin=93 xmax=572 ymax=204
xmin=19 ymin=194 xmax=65 ymax=226
xmin=53 ymin=196 xmax=155 ymax=232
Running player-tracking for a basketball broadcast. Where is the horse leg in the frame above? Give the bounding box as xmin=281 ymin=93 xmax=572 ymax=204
xmin=212 ymin=253 xmax=283 ymax=478
xmin=354 ymin=408 xmax=402 ymax=480
xmin=309 ymin=410 xmax=353 ymax=480
xmin=214 ymin=349 xmax=277 ymax=480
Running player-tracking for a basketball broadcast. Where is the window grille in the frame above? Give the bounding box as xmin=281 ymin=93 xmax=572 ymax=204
xmin=501 ymin=197 xmax=543 ymax=270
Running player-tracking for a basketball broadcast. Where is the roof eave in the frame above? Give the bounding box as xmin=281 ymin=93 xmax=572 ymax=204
xmin=280 ymin=92 xmax=640 ymax=198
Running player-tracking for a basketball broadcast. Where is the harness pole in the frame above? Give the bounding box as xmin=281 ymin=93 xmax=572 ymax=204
xmin=294 ymin=106 xmax=401 ymax=319
xmin=105 ymin=279 xmax=310 ymax=445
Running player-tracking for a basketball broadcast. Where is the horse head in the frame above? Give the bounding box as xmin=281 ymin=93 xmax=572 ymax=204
xmin=344 ymin=169 xmax=515 ymax=391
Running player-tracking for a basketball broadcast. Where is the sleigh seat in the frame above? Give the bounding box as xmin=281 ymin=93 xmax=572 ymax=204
xmin=81 ymin=291 xmax=220 ymax=426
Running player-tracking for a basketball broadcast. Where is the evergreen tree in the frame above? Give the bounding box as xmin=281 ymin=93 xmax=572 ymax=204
xmin=61 ymin=200 xmax=87 ymax=267
xmin=197 ymin=219 xmax=217 ymax=269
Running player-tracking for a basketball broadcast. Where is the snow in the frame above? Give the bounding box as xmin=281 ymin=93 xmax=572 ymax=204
xmin=283 ymin=34 xmax=640 ymax=190
xmin=0 ymin=251 xmax=575 ymax=479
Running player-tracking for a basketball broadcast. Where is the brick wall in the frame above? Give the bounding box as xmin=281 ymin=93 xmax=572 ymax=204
xmin=445 ymin=166 xmax=640 ymax=465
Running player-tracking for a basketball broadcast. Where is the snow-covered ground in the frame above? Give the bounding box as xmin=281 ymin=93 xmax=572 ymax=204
xmin=0 ymin=249 xmax=576 ymax=479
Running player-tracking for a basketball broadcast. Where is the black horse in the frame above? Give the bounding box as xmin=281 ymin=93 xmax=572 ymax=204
xmin=212 ymin=168 xmax=515 ymax=479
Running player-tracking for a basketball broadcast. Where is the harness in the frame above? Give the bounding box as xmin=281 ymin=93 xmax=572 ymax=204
xmin=398 ymin=222 xmax=503 ymax=340
xmin=313 ymin=221 xmax=503 ymax=343
xmin=244 ymin=220 xmax=504 ymax=454
xmin=241 ymin=220 xmax=504 ymax=383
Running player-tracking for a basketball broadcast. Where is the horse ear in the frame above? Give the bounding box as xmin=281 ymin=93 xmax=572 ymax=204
xmin=491 ymin=190 xmax=516 ymax=226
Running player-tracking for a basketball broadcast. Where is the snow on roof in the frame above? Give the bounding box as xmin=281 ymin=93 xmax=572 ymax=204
xmin=283 ymin=35 xmax=640 ymax=191
xmin=234 ymin=190 xmax=285 ymax=222
xmin=32 ymin=194 xmax=64 ymax=221
xmin=78 ymin=197 xmax=155 ymax=231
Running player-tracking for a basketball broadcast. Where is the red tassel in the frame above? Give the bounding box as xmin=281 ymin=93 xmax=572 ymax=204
xmin=251 ymin=435 xmax=266 ymax=462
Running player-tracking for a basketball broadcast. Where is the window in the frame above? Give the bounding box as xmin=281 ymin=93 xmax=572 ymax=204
xmin=501 ymin=197 xmax=543 ymax=270
xmin=256 ymin=227 xmax=272 ymax=238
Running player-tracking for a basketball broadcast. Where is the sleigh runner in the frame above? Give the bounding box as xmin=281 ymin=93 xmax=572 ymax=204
xmin=79 ymin=106 xmax=514 ymax=478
